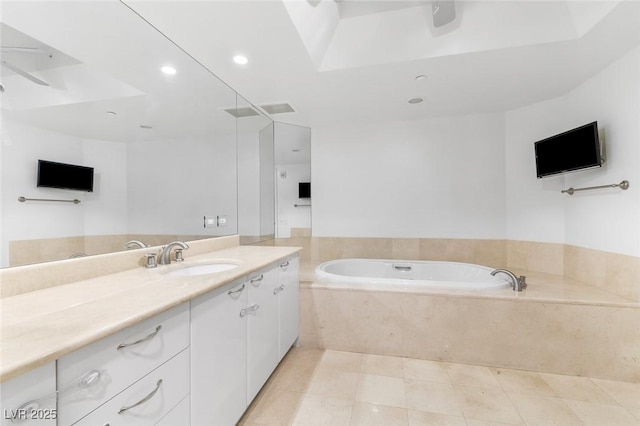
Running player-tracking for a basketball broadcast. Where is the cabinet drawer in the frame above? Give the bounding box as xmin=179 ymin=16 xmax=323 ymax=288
xmin=57 ymin=303 xmax=189 ymax=425
xmin=155 ymin=395 xmax=189 ymax=426
xmin=0 ymin=362 xmax=56 ymax=426
xmin=73 ymin=348 xmax=190 ymax=426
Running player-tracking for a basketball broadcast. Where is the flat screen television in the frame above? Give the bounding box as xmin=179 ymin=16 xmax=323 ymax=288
xmin=298 ymin=182 xmax=310 ymax=199
xmin=37 ymin=160 xmax=94 ymax=192
xmin=534 ymin=121 xmax=602 ymax=178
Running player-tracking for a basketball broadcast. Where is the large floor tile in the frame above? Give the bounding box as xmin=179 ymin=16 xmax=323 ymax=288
xmin=407 ymin=409 xmax=466 ymax=426
xmin=242 ymin=388 xmax=304 ymax=426
xmin=305 ymin=366 xmax=360 ymax=400
xmin=350 ymin=401 xmax=409 ymax=426
xmin=564 ymin=399 xmax=640 ymax=426
xmin=403 ymin=358 xmax=451 ymax=384
xmin=361 ymin=353 xmax=405 ymax=378
xmin=540 ymin=372 xmax=617 ymax=404
xmin=405 ymin=379 xmax=462 ymax=417
xmin=492 ymin=368 xmax=557 ymax=397
xmin=292 ymin=395 xmax=353 ymax=426
xmin=355 ymin=374 xmax=407 ymax=408
xmin=591 ymin=378 xmax=640 ymax=409
xmin=453 ymin=385 xmax=523 ymax=424
xmin=446 ymin=363 xmax=501 ymax=389
xmin=508 ymin=392 xmax=582 ymax=426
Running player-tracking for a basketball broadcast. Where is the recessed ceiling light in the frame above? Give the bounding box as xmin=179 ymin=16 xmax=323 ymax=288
xmin=408 ymin=97 xmax=424 ymax=104
xmin=415 ymin=74 xmax=427 ymax=81
xmin=161 ymin=66 xmax=176 ymax=75
xmin=233 ymin=55 xmax=248 ymax=65
xmin=140 ymin=124 xmax=153 ymax=129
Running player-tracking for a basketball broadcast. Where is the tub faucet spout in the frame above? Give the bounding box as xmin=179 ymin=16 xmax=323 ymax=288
xmin=490 ymin=269 xmax=527 ymax=291
xmin=159 ymin=241 xmax=189 ymax=265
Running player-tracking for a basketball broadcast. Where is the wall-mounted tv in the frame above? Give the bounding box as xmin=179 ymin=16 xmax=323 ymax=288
xmin=534 ymin=121 xmax=602 ymax=178
xmin=37 ymin=160 xmax=94 ymax=192
xmin=298 ymin=182 xmax=310 ymax=199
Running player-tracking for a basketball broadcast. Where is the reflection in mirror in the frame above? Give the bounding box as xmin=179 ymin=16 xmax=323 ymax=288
xmin=236 ymin=95 xmax=275 ymax=244
xmin=274 ymin=123 xmax=311 ymax=238
xmin=0 ymin=1 xmax=239 ymax=267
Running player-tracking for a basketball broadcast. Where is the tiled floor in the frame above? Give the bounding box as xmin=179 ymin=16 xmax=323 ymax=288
xmin=239 ymin=348 xmax=640 ymax=426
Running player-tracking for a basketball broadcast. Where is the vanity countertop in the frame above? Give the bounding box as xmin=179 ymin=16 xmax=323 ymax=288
xmin=0 ymin=244 xmax=301 ymax=383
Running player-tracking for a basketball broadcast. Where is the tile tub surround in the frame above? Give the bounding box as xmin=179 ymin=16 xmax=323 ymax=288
xmin=299 ymin=275 xmax=640 ymax=383
xmin=260 ymin=237 xmax=640 ymax=302
xmin=240 ymin=348 xmax=640 ymax=426
xmin=0 ymin=241 xmax=301 ymax=382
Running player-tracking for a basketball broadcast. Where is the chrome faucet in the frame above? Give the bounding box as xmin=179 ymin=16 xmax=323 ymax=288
xmin=124 ymin=240 xmax=149 ymax=249
xmin=159 ymin=241 xmax=190 ymax=265
xmin=490 ymin=269 xmax=527 ymax=291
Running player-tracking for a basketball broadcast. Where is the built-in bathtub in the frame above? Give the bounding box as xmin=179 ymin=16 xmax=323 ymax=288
xmin=315 ymin=258 xmax=510 ymax=291
xmin=303 ymin=258 xmax=640 ymax=382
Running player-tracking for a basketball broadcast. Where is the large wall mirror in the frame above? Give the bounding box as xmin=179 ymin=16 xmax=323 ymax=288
xmin=274 ymin=123 xmax=311 ymax=239
xmin=0 ymin=1 xmax=274 ymax=268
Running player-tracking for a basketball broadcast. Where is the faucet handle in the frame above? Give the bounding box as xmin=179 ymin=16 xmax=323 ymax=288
xmin=175 ymin=249 xmax=184 ymax=262
xmin=518 ymin=275 xmax=527 ymax=290
xmin=144 ymin=253 xmax=158 ymax=269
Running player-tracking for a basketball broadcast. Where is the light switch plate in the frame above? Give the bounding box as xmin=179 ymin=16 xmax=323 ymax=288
xmin=204 ymin=216 xmax=216 ymax=228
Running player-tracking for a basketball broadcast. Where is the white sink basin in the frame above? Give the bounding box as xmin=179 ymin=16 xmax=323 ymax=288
xmin=167 ymin=263 xmax=238 ymax=277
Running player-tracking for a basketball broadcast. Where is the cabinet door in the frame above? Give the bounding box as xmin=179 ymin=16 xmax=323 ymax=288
xmin=246 ymin=268 xmax=279 ymax=403
xmin=191 ymin=279 xmax=248 ymax=426
xmin=277 ymin=256 xmax=300 ymax=360
xmin=0 ymin=363 xmax=56 ymax=426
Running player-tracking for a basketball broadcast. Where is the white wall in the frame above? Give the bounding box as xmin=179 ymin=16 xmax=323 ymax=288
xmin=276 ymin=164 xmax=312 ymax=238
xmin=0 ymin=118 xmax=127 ymax=266
xmin=237 ymin=131 xmax=260 ymax=236
xmin=127 ymin=134 xmax=238 ymax=237
xmin=312 ymin=113 xmax=506 ymax=238
xmin=505 ymin=47 xmax=640 ymax=256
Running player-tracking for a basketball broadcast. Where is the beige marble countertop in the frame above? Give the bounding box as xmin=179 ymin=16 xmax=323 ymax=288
xmin=0 ymin=245 xmax=301 ymax=383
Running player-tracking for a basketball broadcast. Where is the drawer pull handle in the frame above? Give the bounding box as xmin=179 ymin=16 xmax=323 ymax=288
xmin=280 ymin=261 xmax=290 ymax=270
xmin=118 ymin=379 xmax=163 ymax=414
xmin=227 ymin=283 xmax=246 ymax=296
xmin=117 ymin=325 xmax=162 ymax=350
xmin=393 ymin=265 xmax=412 ymax=272
xmin=273 ymin=284 xmax=285 ymax=295
xmin=249 ymin=274 xmax=264 ymax=285
xmin=239 ymin=304 xmax=260 ymax=317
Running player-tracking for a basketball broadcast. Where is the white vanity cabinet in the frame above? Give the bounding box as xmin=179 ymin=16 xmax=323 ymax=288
xmin=56 ymin=303 xmax=190 ymax=425
xmin=190 ymin=278 xmax=248 ymax=426
xmin=276 ymin=256 xmax=300 ymax=360
xmin=246 ymin=267 xmax=280 ymax=402
xmin=0 ymin=362 xmax=56 ymax=426
xmin=190 ymin=254 xmax=300 ymax=426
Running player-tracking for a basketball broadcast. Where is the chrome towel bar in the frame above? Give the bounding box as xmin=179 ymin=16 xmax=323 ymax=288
xmin=19 ymin=196 xmax=81 ymax=204
xmin=561 ymin=180 xmax=629 ymax=195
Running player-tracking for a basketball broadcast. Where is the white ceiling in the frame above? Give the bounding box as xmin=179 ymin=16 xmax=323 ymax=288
xmin=122 ymin=0 xmax=640 ymax=127
xmin=1 ymin=0 xmax=639 ymax=137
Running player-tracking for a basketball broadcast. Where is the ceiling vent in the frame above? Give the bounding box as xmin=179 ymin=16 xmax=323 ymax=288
xmin=260 ymin=103 xmax=295 ymax=114
xmin=223 ymin=106 xmax=260 ymax=118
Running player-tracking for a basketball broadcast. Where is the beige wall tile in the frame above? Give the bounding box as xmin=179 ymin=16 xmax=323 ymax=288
xmin=604 ymin=251 xmax=640 ymax=302
xmin=564 ymin=245 xmax=607 ymax=287
xmin=392 ymin=239 xmax=420 ymax=260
